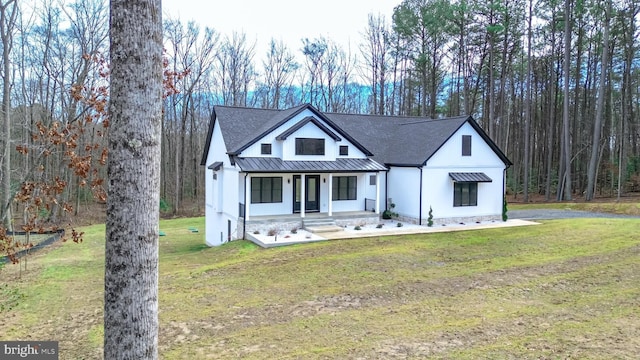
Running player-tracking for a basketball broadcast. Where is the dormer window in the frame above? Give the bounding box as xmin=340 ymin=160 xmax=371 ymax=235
xmin=295 ymin=138 xmax=325 ymax=155
xmin=261 ymin=143 xmax=272 ymax=155
xmin=339 ymin=145 xmax=349 ymax=156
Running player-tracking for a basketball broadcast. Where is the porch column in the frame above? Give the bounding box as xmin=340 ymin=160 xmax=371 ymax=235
xmin=375 ymin=172 xmax=381 ymax=214
xmin=244 ymin=174 xmax=250 ymax=220
xmin=328 ymin=174 xmax=333 ymax=216
xmin=300 ymin=173 xmax=306 ymax=218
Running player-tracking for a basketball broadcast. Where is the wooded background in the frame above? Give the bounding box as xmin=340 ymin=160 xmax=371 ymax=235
xmin=0 ymin=0 xmax=638 ymax=227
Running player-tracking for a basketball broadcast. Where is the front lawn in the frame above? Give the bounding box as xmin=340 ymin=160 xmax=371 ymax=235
xmin=1 ymin=216 xmax=638 ymax=359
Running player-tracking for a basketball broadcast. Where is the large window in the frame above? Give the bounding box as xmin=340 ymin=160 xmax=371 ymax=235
xmin=251 ymin=177 xmax=283 ymax=203
xmin=295 ymin=138 xmax=325 ymax=155
xmin=462 ymin=135 xmax=472 ymax=156
xmin=453 ymin=182 xmax=477 ymax=207
xmin=332 ymin=176 xmax=357 ymax=200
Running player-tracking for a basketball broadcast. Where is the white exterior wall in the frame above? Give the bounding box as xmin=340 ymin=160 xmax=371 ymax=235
xmin=422 ymin=122 xmax=506 ymax=221
xmin=387 ymin=167 xmax=422 ymax=219
xmin=204 ymin=121 xmax=241 ymax=246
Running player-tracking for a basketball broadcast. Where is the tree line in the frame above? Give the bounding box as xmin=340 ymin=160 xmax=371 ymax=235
xmin=1 ymin=0 xmax=639 ymax=230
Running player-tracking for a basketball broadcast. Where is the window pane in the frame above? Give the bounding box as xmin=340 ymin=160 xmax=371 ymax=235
xmin=470 ymin=183 xmax=477 ymax=206
xmin=461 ymin=184 xmax=469 ymax=205
xmin=347 ymin=177 xmax=356 ymax=199
xmin=454 ymin=183 xmax=461 ymax=206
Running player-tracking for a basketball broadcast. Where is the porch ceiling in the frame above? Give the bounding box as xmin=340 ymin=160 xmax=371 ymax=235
xmin=235 ymin=157 xmax=387 ymax=173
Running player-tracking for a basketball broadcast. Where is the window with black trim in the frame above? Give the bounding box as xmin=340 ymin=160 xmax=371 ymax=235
xmin=332 ymin=176 xmax=357 ymax=200
xmin=453 ymin=182 xmax=477 ymax=207
xmin=339 ymin=145 xmax=349 ymax=156
xmin=295 ymin=138 xmax=325 ymax=155
xmin=251 ymin=177 xmax=283 ymax=203
xmin=369 ymin=175 xmax=376 ymax=185
xmin=462 ymin=135 xmax=472 ymax=156
xmin=261 ymin=143 xmax=272 ymax=155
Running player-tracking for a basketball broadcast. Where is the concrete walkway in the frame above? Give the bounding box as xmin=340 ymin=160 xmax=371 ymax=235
xmin=246 ymin=218 xmax=539 ymax=248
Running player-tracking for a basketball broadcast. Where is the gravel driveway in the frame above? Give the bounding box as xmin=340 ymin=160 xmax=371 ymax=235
xmin=509 ymin=209 xmax=640 ymax=220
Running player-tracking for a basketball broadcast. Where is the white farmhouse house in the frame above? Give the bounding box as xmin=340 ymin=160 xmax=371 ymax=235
xmin=201 ymin=104 xmax=512 ymax=246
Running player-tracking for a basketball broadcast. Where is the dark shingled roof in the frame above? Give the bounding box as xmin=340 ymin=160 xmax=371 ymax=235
xmin=200 ymin=104 xmax=512 ymax=168
xmin=235 ymin=157 xmax=387 ymax=173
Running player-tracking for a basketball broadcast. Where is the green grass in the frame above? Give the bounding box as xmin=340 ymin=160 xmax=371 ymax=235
xmin=1 ymin=215 xmax=639 ymax=359
xmin=509 ymin=200 xmax=640 ymax=215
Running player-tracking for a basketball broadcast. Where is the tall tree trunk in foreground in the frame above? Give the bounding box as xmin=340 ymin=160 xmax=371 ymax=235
xmin=104 ymin=0 xmax=163 ymax=359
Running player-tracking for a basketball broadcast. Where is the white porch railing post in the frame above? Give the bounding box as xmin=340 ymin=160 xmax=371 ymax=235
xmin=375 ymin=172 xmax=381 ymax=214
xmin=300 ymin=174 xmax=306 ymax=218
xmin=328 ymin=174 xmax=333 ymax=216
xmin=245 ymin=174 xmax=250 ymax=220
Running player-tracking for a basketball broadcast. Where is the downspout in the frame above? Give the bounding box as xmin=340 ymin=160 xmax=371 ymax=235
xmin=419 ymin=167 xmax=423 ymax=225
xmin=503 ymin=168 xmax=507 ymax=221
xmin=384 ymin=168 xmax=389 ymax=210
xmin=243 ymin=172 xmax=248 ymax=239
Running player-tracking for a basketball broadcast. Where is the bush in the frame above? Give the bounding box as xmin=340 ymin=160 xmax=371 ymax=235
xmin=396 ymin=222 xmax=403 ymax=227
xmin=502 ymin=197 xmax=508 ymax=221
xmin=354 ymin=225 xmax=361 ymax=230
xmin=382 ymin=203 xmax=398 ymax=219
xmin=159 ymin=198 xmax=171 ymax=213
xmin=376 ymin=224 xmax=384 ymax=229
xmin=427 ymin=206 xmax=434 ymax=227
xmin=267 ymin=228 xmax=278 ymax=236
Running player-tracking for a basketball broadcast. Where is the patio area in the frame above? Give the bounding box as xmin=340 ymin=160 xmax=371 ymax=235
xmin=245 ymin=218 xmax=539 ymax=248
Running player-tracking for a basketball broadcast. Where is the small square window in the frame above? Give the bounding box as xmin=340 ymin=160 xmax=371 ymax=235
xmin=369 ymin=175 xmax=376 ymax=185
xmin=339 ymin=145 xmax=349 ymax=156
xmin=261 ymin=143 xmax=272 ymax=155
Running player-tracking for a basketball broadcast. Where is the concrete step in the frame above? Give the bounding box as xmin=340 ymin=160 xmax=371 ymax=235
xmin=305 ymin=225 xmax=344 ymax=233
xmin=302 ymin=218 xmax=335 ymax=227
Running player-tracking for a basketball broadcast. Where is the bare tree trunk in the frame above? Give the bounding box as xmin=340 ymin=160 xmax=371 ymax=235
xmin=523 ymin=0 xmax=533 ymax=203
xmin=586 ymin=0 xmax=610 ymax=201
xmin=105 ymin=0 xmax=163 ymax=358
xmin=560 ymin=0 xmax=573 ymax=200
xmin=0 ymin=0 xmax=16 ymax=229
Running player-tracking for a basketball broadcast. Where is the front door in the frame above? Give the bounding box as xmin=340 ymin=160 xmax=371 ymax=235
xmin=293 ymin=175 xmax=320 ymax=213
